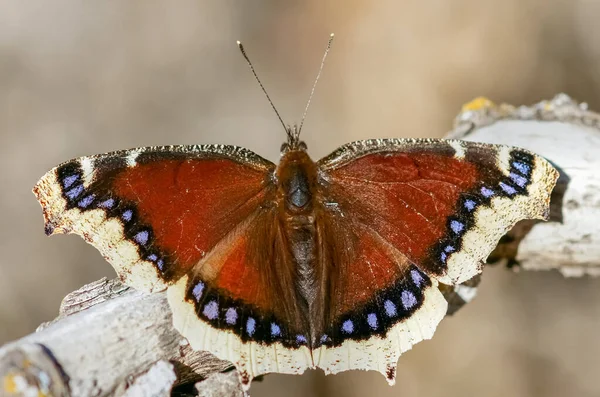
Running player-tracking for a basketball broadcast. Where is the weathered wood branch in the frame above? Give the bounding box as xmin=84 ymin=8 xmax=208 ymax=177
xmin=448 ymin=94 xmax=600 ymax=276
xmin=0 ymin=279 xmax=234 ymax=397
xmin=2 ymin=94 xmax=599 ymax=396
xmin=442 ymin=94 xmax=600 ymax=311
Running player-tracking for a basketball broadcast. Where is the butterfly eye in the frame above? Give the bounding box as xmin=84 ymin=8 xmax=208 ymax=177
xmin=298 ymin=141 xmax=308 ymax=151
xmin=280 ymin=142 xmax=290 ymax=154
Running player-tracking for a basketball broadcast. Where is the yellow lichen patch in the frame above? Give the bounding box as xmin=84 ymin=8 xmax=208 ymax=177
xmin=2 ymin=372 xmax=48 ymax=397
xmin=3 ymin=373 xmax=18 ymax=393
xmin=461 ymin=97 xmax=496 ymax=112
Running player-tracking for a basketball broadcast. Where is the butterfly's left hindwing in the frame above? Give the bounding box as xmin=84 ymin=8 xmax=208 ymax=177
xmin=168 ymin=206 xmax=315 ymax=388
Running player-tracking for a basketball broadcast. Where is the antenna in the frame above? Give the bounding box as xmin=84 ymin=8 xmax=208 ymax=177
xmin=237 ymin=40 xmax=288 ymax=134
xmin=297 ymin=33 xmax=335 ymax=137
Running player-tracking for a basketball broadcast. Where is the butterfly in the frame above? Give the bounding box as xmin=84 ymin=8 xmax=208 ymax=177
xmin=33 ymin=36 xmax=559 ymax=391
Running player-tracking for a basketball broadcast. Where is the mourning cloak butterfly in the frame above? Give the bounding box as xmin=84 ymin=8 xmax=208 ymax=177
xmin=32 ymin=37 xmax=558 ymax=391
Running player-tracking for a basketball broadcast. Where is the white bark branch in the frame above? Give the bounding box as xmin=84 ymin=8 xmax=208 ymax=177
xmin=2 ymin=94 xmax=599 ymax=396
xmin=441 ymin=94 xmax=600 ymax=312
xmin=446 ymin=94 xmax=600 ymax=277
xmin=0 ymin=278 xmax=235 ymax=397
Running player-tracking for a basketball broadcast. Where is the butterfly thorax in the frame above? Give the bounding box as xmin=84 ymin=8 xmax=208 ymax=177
xmin=276 ymin=148 xmax=322 ymax=342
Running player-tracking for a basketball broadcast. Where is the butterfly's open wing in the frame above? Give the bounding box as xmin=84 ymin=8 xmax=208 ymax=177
xmin=34 ymin=145 xmax=273 ymax=291
xmin=167 ymin=205 xmax=315 ymax=388
xmin=33 ymin=145 xmax=313 ymax=387
xmin=312 ymin=214 xmax=447 ymax=382
xmin=313 ymin=138 xmax=558 ymax=381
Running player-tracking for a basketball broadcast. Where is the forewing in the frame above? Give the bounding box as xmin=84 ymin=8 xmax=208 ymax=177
xmin=34 ymin=144 xmax=274 ymax=292
xmin=313 ymin=138 xmax=558 ymax=381
xmin=318 ymin=138 xmax=558 ymax=285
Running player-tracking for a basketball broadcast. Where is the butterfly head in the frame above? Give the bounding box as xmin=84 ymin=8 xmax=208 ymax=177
xmin=281 ymin=124 xmax=307 ymax=154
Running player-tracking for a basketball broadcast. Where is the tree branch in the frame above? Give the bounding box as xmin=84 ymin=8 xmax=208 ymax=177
xmin=441 ymin=94 xmax=600 ymax=312
xmin=0 ymin=278 xmax=234 ymax=397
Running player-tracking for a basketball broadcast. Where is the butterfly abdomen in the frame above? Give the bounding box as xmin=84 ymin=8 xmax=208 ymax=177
xmin=276 ymin=149 xmax=323 ymax=343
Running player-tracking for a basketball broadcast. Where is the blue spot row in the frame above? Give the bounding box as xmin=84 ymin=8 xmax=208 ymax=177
xmin=339 ymin=287 xmax=420 ymax=335
xmin=58 ymin=166 xmax=166 ymax=275
xmin=193 ymin=283 xmax=309 ymax=345
xmin=431 ymin=151 xmax=534 ymax=289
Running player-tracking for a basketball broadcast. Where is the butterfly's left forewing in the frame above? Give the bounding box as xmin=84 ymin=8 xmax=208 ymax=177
xmin=34 ymin=145 xmax=273 ymax=291
xmin=314 ymin=138 xmax=558 ymax=381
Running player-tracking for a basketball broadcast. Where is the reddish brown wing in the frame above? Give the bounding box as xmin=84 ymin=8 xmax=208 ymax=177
xmin=33 ymin=145 xmax=306 ymax=336
xmin=317 ymin=138 xmax=556 ymax=285
xmin=34 ymin=145 xmax=273 ymax=288
xmin=168 ymin=205 xmax=313 ymax=386
xmin=313 ymin=138 xmax=557 ymax=380
xmin=313 ymin=197 xmax=447 ymax=380
xmin=34 ymin=144 xmax=314 ymax=385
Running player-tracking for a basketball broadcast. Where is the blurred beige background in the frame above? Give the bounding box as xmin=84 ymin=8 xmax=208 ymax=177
xmin=2 ymin=1 xmax=600 ymax=396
